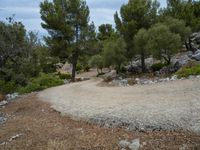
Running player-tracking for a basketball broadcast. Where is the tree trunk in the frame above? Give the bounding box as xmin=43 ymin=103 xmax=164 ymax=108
xmin=71 ymin=24 xmax=79 ymax=82
xmin=71 ymin=52 xmax=78 ymax=82
xmin=141 ymin=53 xmax=146 ymax=73
xmin=117 ymin=64 xmax=121 ymax=74
xmin=163 ymin=55 xmax=171 ymax=65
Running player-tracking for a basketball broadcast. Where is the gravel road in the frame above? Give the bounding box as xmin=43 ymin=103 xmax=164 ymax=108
xmin=38 ymin=78 xmax=200 ymax=132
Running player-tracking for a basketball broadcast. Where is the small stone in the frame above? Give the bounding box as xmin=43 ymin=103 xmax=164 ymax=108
xmin=180 ymin=144 xmax=187 ymax=150
xmin=0 ymin=113 xmax=7 ymax=125
xmin=142 ymin=142 xmax=147 ymax=146
xmin=171 ymin=75 xmax=178 ymax=81
xmin=139 ymin=127 xmax=146 ymax=132
xmin=9 ymin=134 xmax=22 ymax=142
xmin=0 ymin=100 xmax=8 ymax=107
xmin=188 ymin=75 xmax=195 ymax=79
xmin=0 ymin=117 xmax=7 ymax=125
xmin=119 ymin=140 xmax=130 ymax=148
xmin=6 ymin=93 xmax=19 ymax=101
xmin=128 ymin=138 xmax=140 ymax=150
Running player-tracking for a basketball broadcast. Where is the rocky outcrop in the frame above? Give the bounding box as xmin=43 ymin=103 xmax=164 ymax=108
xmin=186 ymin=32 xmax=200 ymax=52
xmin=191 ymin=49 xmax=200 ymax=61
xmin=172 ymin=53 xmax=192 ymax=68
xmin=128 ymin=57 xmax=157 ymax=74
xmin=103 ymin=70 xmax=117 ymax=82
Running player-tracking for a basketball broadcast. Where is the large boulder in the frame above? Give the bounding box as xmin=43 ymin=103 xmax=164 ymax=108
xmin=191 ymin=49 xmax=200 ymax=61
xmin=128 ymin=66 xmax=142 ymax=74
xmin=103 ymin=70 xmax=117 ymax=82
xmin=187 ymin=32 xmax=200 ymax=52
xmin=172 ymin=53 xmax=192 ymax=69
xmin=158 ymin=65 xmax=179 ymax=75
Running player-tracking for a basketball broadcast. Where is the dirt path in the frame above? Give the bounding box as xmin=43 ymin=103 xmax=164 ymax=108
xmin=38 ymin=78 xmax=200 ymax=132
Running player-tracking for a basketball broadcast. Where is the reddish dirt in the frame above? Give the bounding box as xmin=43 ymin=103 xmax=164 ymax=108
xmin=0 ymin=94 xmax=200 ymax=150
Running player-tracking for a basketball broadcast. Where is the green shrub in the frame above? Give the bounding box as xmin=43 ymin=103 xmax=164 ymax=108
xmin=58 ymin=73 xmax=72 ymax=80
xmin=83 ymin=65 xmax=90 ymax=72
xmin=18 ymin=74 xmax=64 ymax=94
xmin=176 ymin=64 xmax=200 ymax=78
xmin=17 ymin=83 xmax=44 ymax=94
xmin=76 ymin=63 xmax=82 ymax=71
xmin=0 ymin=80 xmax=17 ymax=94
xmin=151 ymin=63 xmax=168 ymax=72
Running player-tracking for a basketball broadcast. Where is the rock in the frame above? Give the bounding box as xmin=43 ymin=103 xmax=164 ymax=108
xmin=188 ymin=32 xmax=200 ymax=52
xmin=195 ymin=49 xmax=200 ymax=55
xmin=159 ymin=65 xmax=179 ymax=75
xmin=6 ymin=93 xmax=19 ymax=101
xmin=192 ymin=50 xmax=200 ymax=61
xmin=64 ymin=79 xmax=70 ymax=84
xmin=61 ymin=62 xmax=72 ymax=73
xmin=103 ymin=70 xmax=117 ymax=82
xmin=128 ymin=138 xmax=140 ymax=150
xmin=172 ymin=53 xmax=191 ymax=68
xmin=9 ymin=134 xmax=23 ymax=142
xmin=119 ymin=140 xmax=131 ymax=148
xmin=171 ymin=75 xmax=178 ymax=81
xmin=121 ymin=79 xmax=128 ymax=86
xmin=128 ymin=66 xmax=142 ymax=74
xmin=0 ymin=100 xmax=8 ymax=107
xmin=0 ymin=113 xmax=7 ymax=125
xmin=145 ymin=57 xmax=154 ymax=69
xmin=127 ymin=78 xmax=137 ymax=86
xmin=188 ymin=75 xmax=195 ymax=79
xmin=180 ymin=144 xmax=187 ymax=150
xmin=187 ymin=51 xmax=193 ymax=58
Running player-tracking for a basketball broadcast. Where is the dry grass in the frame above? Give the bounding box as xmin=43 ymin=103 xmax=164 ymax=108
xmin=0 ymin=94 xmax=200 ymax=150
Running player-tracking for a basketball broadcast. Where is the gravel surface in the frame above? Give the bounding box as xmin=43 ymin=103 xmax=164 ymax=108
xmin=38 ymin=78 xmax=200 ymax=132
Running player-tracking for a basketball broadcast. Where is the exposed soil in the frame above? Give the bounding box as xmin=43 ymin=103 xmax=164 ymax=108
xmin=0 ymin=94 xmax=200 ymax=150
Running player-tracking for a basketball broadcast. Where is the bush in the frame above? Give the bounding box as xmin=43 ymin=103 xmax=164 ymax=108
xmin=151 ymin=63 xmax=169 ymax=72
xmin=83 ymin=65 xmax=90 ymax=72
xmin=18 ymin=74 xmax=64 ymax=94
xmin=76 ymin=63 xmax=82 ymax=71
xmin=58 ymin=73 xmax=72 ymax=80
xmin=0 ymin=93 xmax=5 ymax=101
xmin=0 ymin=80 xmax=17 ymax=94
xmin=176 ymin=63 xmax=200 ymax=78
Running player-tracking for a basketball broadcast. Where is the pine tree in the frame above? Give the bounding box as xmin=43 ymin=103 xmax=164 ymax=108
xmin=40 ymin=0 xmax=91 ymax=82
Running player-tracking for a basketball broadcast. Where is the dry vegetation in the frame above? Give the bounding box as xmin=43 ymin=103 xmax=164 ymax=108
xmin=0 ymin=94 xmax=200 ymax=150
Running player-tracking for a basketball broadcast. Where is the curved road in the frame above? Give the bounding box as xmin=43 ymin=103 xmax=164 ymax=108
xmin=38 ymin=78 xmax=200 ymax=132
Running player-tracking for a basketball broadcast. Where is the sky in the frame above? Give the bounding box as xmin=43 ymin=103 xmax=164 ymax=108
xmin=0 ymin=0 xmax=166 ymax=37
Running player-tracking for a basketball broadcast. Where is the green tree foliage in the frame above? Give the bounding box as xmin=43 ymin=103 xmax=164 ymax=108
xmin=163 ymin=17 xmax=191 ymax=43
xmin=134 ymin=28 xmax=149 ymax=72
xmin=0 ymin=18 xmax=53 ymax=94
xmin=114 ymin=0 xmax=160 ymax=60
xmin=89 ymin=55 xmax=104 ymax=73
xmin=97 ymin=24 xmax=114 ymax=41
xmin=161 ymin=0 xmax=200 ymax=31
xmin=102 ymin=37 xmax=127 ymax=73
xmin=148 ymin=23 xmax=181 ymax=64
xmin=40 ymin=0 xmax=94 ymax=82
